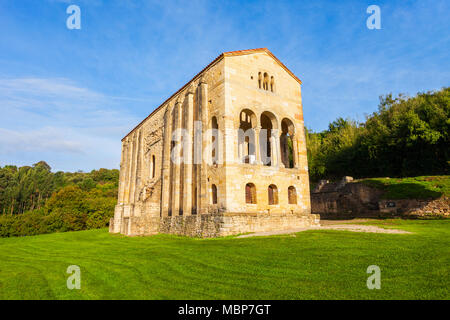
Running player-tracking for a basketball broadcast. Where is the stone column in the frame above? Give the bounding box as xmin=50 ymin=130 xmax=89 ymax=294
xmin=199 ymin=78 xmax=209 ymax=214
xmin=182 ymin=87 xmax=194 ymax=215
xmin=254 ymin=126 xmax=261 ymax=165
xmin=292 ymin=134 xmax=299 ymax=168
xmin=118 ymin=141 xmax=126 ymax=203
xmin=270 ymin=132 xmax=278 ymax=167
xmin=134 ymin=129 xmax=142 ymax=205
xmin=192 ymin=87 xmax=201 ymax=214
xmin=127 ymin=134 xmax=135 ymax=204
xmin=277 ymin=132 xmax=284 ymax=169
xmin=171 ymin=98 xmax=183 ymax=216
xmin=161 ymin=105 xmax=173 ymax=217
xmin=238 ymin=139 xmax=243 ymax=163
xmin=123 ymin=138 xmax=131 ymax=203
xmin=137 ymin=129 xmax=146 ymax=217
xmin=130 ymin=132 xmax=139 ymax=213
xmin=140 ymin=129 xmax=146 ymax=181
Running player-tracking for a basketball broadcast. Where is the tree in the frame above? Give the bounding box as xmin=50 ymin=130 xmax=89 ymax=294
xmin=33 ymin=161 xmax=51 ymax=172
xmin=306 ymin=87 xmax=449 ymax=181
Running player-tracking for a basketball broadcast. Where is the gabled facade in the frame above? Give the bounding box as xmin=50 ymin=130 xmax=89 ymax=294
xmin=110 ymin=48 xmax=319 ymax=237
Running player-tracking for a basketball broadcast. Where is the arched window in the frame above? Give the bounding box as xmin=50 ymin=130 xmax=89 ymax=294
xmin=270 ymin=76 xmax=275 ymax=92
xmin=260 ymin=111 xmax=277 ymax=166
xmin=211 ymin=184 xmax=218 ymax=204
xmin=238 ymin=109 xmax=257 ymax=164
xmin=245 ymin=183 xmax=256 ymax=204
xmin=258 ymin=72 xmax=262 ymax=89
xmin=281 ymin=118 xmax=295 ymax=168
xmin=263 ymin=73 xmax=269 ymax=90
xmin=151 ymin=155 xmax=156 ymax=178
xmin=268 ymin=184 xmax=278 ymax=205
xmin=211 ymin=116 xmax=218 ymax=164
xmin=288 ymin=186 xmax=297 ymax=204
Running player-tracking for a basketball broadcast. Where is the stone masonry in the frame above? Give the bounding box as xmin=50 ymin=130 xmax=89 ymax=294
xmin=311 ymin=177 xmax=449 ymax=218
xmin=110 ymin=48 xmax=319 ymax=237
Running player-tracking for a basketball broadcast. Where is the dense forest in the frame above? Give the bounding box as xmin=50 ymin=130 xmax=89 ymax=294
xmin=306 ymin=87 xmax=449 ymax=181
xmin=0 ymin=87 xmax=448 ymax=237
xmin=0 ymin=162 xmax=118 ymax=237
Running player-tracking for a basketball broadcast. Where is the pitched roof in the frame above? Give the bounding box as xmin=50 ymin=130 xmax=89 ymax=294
xmin=122 ymin=48 xmax=302 ymax=141
xmin=223 ymin=48 xmax=302 ymax=84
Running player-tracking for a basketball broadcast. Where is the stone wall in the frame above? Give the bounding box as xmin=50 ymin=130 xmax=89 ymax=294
xmin=311 ymin=177 xmax=449 ymax=218
xmin=159 ymin=212 xmax=320 ymax=238
xmin=219 ymin=212 xmax=319 ymax=236
xmin=379 ymin=197 xmax=449 ymax=217
xmin=223 ymin=52 xmax=311 ymax=215
xmin=159 ymin=215 xmax=222 ymax=238
xmin=311 ymin=178 xmax=382 ymax=218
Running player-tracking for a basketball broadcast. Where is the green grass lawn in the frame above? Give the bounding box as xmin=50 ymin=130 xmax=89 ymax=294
xmin=0 ymin=219 xmax=448 ymax=300
xmin=361 ymin=175 xmax=450 ymax=199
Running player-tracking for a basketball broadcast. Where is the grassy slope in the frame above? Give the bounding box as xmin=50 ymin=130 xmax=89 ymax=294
xmin=0 ymin=219 xmax=448 ymax=300
xmin=361 ymin=175 xmax=450 ymax=199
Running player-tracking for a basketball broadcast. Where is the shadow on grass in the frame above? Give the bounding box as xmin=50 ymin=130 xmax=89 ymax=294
xmin=362 ymin=179 xmax=444 ymax=199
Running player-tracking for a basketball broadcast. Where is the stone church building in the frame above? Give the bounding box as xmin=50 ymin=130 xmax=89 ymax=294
xmin=110 ymin=48 xmax=319 ymax=237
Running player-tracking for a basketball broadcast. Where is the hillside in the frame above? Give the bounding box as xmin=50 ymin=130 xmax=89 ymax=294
xmin=361 ymin=175 xmax=450 ymax=199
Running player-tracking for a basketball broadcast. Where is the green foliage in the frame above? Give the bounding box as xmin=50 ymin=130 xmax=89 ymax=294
xmin=361 ymin=175 xmax=449 ymax=199
xmin=0 ymin=165 xmax=118 ymax=237
xmin=306 ymin=87 xmax=449 ymax=181
xmin=306 ymin=117 xmax=361 ymax=181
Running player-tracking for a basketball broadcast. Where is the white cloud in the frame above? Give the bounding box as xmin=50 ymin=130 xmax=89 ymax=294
xmin=0 ymin=127 xmax=84 ymax=154
xmin=0 ymin=77 xmax=140 ymax=171
xmin=0 ymin=77 xmax=101 ymax=98
xmin=0 ymin=77 xmax=104 ymax=114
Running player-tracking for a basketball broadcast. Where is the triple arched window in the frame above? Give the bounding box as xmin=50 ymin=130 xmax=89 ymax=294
xmin=244 ymin=184 xmax=297 ymax=205
xmin=258 ymin=72 xmax=275 ymax=92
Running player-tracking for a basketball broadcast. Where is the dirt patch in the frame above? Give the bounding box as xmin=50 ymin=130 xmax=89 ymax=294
xmin=319 ymin=218 xmax=372 ymax=225
xmin=316 ymin=224 xmax=411 ymax=234
xmin=236 ymin=222 xmax=411 ymax=238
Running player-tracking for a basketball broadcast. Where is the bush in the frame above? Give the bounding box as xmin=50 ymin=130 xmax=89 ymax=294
xmin=0 ymin=184 xmax=117 ymax=237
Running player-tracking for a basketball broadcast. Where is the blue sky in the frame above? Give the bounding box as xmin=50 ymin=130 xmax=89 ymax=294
xmin=0 ymin=0 xmax=448 ymax=172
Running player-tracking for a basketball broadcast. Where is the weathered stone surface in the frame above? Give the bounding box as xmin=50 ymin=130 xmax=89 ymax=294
xmin=158 ymin=212 xmax=319 ymax=238
xmin=110 ymin=48 xmax=317 ymax=237
xmin=311 ymin=178 xmax=383 ymax=217
xmin=379 ymin=197 xmax=449 ymax=217
xmin=311 ymin=177 xmax=449 ymax=218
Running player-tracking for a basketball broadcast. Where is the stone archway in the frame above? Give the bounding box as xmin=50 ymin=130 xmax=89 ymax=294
xmin=260 ymin=111 xmax=278 ymax=166
xmin=281 ymin=118 xmax=296 ymax=168
xmin=238 ymin=109 xmax=257 ymax=164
